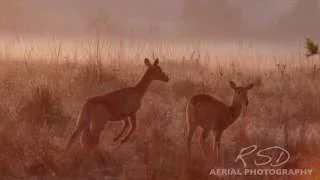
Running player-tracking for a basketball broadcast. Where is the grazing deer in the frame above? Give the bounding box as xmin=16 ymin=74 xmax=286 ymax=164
xmin=65 ymin=58 xmax=169 ymax=153
xmin=186 ymin=81 xmax=254 ymax=160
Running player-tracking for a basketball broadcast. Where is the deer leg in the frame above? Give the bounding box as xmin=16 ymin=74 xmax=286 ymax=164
xmin=200 ymin=129 xmax=209 ymax=156
xmin=93 ymin=148 xmax=107 ymax=166
xmin=73 ymin=150 xmax=89 ymax=176
xmin=78 ymin=126 xmax=103 ymax=171
xmin=113 ymin=117 xmax=130 ymax=142
xmin=76 ymin=129 xmax=95 ymax=176
xmin=80 ymin=128 xmax=100 ymax=151
xmin=75 ymin=104 xmax=109 ymax=176
xmin=187 ymin=125 xmax=196 ymax=155
xmin=120 ymin=113 xmax=136 ymax=144
xmin=214 ymin=131 xmax=222 ymax=161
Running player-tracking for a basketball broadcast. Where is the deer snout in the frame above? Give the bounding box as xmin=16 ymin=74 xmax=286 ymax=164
xmin=162 ymin=75 xmax=169 ymax=82
xmin=244 ymin=98 xmax=249 ymax=106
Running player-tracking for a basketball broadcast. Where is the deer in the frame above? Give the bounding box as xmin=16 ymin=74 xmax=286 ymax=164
xmin=65 ymin=58 xmax=169 ymax=158
xmin=185 ymin=80 xmax=254 ymax=161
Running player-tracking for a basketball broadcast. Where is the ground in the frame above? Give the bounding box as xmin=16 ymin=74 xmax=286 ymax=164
xmin=0 ymin=38 xmax=319 ymax=179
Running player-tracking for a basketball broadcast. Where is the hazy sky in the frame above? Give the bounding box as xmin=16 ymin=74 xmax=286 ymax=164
xmin=1 ymin=0 xmax=319 ymax=38
xmin=230 ymin=0 xmax=295 ymax=28
xmin=40 ymin=0 xmax=296 ymax=28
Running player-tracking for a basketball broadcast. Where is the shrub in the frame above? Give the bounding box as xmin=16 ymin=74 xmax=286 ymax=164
xmin=18 ymin=85 xmax=68 ymax=127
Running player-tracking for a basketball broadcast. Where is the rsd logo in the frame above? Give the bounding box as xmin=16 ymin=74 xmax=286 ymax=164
xmin=235 ymin=145 xmax=290 ymax=168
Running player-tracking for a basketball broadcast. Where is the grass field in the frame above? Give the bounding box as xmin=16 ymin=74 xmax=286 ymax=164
xmin=0 ymin=36 xmax=319 ymax=179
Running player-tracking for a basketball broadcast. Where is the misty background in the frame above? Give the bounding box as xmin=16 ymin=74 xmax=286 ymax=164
xmin=0 ymin=0 xmax=320 ymax=42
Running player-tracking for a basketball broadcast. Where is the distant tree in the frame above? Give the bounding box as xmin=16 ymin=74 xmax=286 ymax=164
xmin=86 ymin=8 xmax=124 ymax=37
xmin=0 ymin=0 xmax=26 ymax=31
xmin=182 ymin=0 xmax=243 ymax=38
xmin=274 ymin=0 xmax=320 ymax=38
xmin=0 ymin=0 xmax=49 ymax=34
xmin=182 ymin=0 xmax=201 ymax=34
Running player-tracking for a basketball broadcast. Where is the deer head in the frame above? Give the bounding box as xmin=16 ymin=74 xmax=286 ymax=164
xmin=144 ymin=58 xmax=169 ymax=82
xmin=230 ymin=81 xmax=254 ymax=114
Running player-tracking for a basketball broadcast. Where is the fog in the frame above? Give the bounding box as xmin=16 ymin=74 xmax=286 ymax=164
xmin=0 ymin=0 xmax=320 ymax=41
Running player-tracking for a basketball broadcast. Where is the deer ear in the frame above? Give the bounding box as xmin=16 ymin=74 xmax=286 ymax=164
xmin=246 ymin=83 xmax=254 ymax=90
xmin=144 ymin=58 xmax=152 ymax=67
xmin=153 ymin=58 xmax=159 ymax=66
xmin=230 ymin=81 xmax=237 ymax=89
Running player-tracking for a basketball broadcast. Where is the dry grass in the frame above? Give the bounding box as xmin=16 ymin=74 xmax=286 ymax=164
xmin=0 ymin=38 xmax=319 ymax=179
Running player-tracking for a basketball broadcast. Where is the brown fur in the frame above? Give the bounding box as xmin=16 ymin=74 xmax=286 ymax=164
xmin=186 ymin=81 xmax=254 ymax=160
xmin=66 ymin=58 xmax=169 ymax=152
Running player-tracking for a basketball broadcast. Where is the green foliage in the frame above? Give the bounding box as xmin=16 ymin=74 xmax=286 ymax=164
xmin=305 ymin=37 xmax=319 ymax=57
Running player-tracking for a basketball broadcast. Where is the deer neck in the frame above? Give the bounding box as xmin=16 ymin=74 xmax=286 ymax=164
xmin=135 ymin=70 xmax=153 ymax=96
xmin=229 ymin=99 xmax=243 ymax=122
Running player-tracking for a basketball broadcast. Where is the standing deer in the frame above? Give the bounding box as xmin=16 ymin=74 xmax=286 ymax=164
xmin=65 ymin=58 xmax=169 ymax=154
xmin=186 ymin=81 xmax=254 ymax=160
